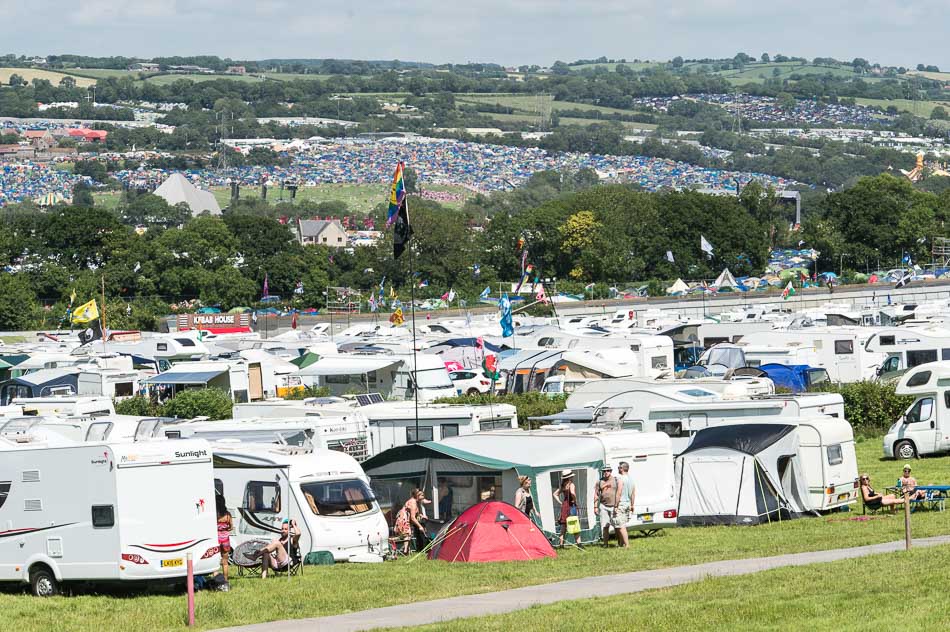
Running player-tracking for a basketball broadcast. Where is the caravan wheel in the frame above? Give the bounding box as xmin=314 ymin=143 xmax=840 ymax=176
xmin=30 ymin=566 xmax=58 ymax=597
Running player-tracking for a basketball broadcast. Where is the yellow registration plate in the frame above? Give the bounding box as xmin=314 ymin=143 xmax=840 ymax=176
xmin=641 ymin=514 xmax=653 ymax=523
xmin=161 ymin=558 xmax=183 ymax=568
xmin=837 ymin=493 xmax=849 ymax=502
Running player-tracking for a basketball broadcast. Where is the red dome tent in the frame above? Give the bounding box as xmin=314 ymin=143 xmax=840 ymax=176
xmin=428 ymin=501 xmax=556 ymax=563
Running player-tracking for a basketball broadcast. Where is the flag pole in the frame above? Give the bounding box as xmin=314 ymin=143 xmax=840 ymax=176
xmin=405 ymin=195 xmax=420 ymax=441
xmin=101 ymin=275 xmax=108 ymax=354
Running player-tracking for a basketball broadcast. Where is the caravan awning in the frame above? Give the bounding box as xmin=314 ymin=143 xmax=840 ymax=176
xmin=144 ymin=369 xmax=227 ymax=385
xmin=295 ymin=356 xmax=401 ymax=377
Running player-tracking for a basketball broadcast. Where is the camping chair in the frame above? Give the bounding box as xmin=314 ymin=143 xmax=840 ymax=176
xmin=270 ymin=544 xmax=303 ymax=577
xmin=230 ymin=539 xmax=271 ymax=578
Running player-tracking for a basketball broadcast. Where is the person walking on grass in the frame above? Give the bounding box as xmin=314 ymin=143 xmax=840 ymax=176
xmin=554 ymin=470 xmax=577 ymax=547
xmin=594 ymin=465 xmax=619 ymax=547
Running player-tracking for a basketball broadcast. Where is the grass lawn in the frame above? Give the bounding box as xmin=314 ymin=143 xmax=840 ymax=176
xmin=3 ymin=434 xmax=949 ymax=631
xmin=92 ymin=192 xmax=123 ymax=210
xmin=569 ymin=62 xmax=661 ymax=72
xmin=853 ymin=97 xmax=950 ymax=118
xmin=411 ymin=544 xmax=950 ymax=631
xmin=211 ymin=182 xmax=473 ymax=212
xmin=0 ymin=67 xmax=96 ymax=88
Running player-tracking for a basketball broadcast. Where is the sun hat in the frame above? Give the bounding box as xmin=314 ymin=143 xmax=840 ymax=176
xmin=601 ymin=464 xmax=613 ymax=471
xmin=560 ymin=470 xmax=575 ymax=479
xmin=903 ymin=465 xmax=912 ymax=471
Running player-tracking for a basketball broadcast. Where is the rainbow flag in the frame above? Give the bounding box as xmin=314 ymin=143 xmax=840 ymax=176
xmin=386 ymin=161 xmax=406 ymax=227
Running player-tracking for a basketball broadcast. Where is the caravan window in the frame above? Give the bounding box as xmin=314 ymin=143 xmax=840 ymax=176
xmin=85 ymin=422 xmax=113 ymax=442
xmin=441 ymin=424 xmax=459 ymax=439
xmin=907 ymin=370 xmax=933 ymax=387
xmin=91 ymin=505 xmax=114 ymax=528
xmin=175 ymin=338 xmax=196 ymax=347
xmin=244 ymin=481 xmax=281 ymax=513
xmin=827 ymin=444 xmax=844 ymax=466
xmin=156 ymin=343 xmax=168 ymax=351
xmin=114 ymin=382 xmax=134 ymax=397
xmin=406 ymin=426 xmax=433 ymax=444
xmin=943 ymin=349 xmax=950 ymax=361
xmin=656 ymin=421 xmax=684 ymax=438
xmin=906 ymin=398 xmax=934 ymax=425
xmin=0 ymin=481 xmax=9 ymax=509
xmin=834 ymin=340 xmax=854 ymax=355
xmin=879 ymin=335 xmax=895 ymax=346
xmin=538 ymin=337 xmax=556 ymax=348
xmin=907 ymin=350 xmax=938 ymax=369
xmin=480 ymin=418 xmax=511 ymax=431
xmin=651 ymin=356 xmax=668 ymax=369
xmin=300 ymin=479 xmax=375 ymax=516
xmin=214 ymin=479 xmax=224 ymax=496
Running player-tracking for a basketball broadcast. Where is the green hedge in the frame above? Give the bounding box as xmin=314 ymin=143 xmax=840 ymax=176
xmin=115 ymin=388 xmax=233 ymax=420
xmin=815 ymin=381 xmax=914 ymax=436
xmin=434 ymin=392 xmax=568 ymax=429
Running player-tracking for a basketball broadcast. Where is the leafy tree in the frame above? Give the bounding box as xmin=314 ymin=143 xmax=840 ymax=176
xmin=931 ymin=106 xmax=948 ymax=121
xmin=761 ymin=53 xmax=771 ymax=63
xmin=72 ymin=182 xmax=94 ymax=207
xmin=403 ymin=167 xmax=418 ymax=194
xmin=559 ymin=210 xmax=600 ymax=279
xmin=671 ymin=56 xmax=684 ymax=69
xmin=0 ymin=274 xmax=39 ymax=330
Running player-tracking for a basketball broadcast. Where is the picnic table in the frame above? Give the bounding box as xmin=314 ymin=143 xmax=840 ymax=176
xmin=885 ymin=484 xmax=948 ymax=512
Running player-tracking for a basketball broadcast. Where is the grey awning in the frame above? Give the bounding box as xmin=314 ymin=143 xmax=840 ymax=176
xmin=143 ymin=369 xmax=227 ymax=385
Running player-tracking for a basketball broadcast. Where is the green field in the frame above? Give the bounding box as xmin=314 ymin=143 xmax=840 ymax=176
xmin=854 ymin=97 xmax=950 ymax=118
xmin=570 ymin=62 xmax=662 ymax=72
xmin=909 ymin=70 xmax=950 ymax=83
xmin=263 ymin=72 xmax=333 ymax=82
xmin=413 ymin=544 xmax=950 ymax=632
xmin=60 ymin=68 xmax=141 ymax=81
xmin=714 ymin=61 xmax=884 ymax=85
xmin=0 ymin=67 xmax=96 ymax=88
xmin=142 ymin=73 xmax=267 ymax=85
xmin=2 ymin=433 xmax=949 ymax=632
xmin=96 ymin=183 xmax=474 ymax=213
xmin=455 ymin=93 xmax=657 ymax=130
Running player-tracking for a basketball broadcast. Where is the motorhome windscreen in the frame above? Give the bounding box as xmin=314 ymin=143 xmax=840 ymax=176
xmin=300 ymin=479 xmax=375 ymax=516
xmin=413 ymin=369 xmax=453 ymax=389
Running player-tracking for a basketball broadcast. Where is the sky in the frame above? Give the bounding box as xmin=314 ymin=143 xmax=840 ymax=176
xmin=3 ymin=0 xmax=948 ymax=70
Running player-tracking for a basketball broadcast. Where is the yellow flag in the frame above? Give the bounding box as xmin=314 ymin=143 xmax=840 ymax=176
xmin=72 ymin=299 xmax=100 ymax=324
xmin=389 ymin=308 xmax=404 ymax=327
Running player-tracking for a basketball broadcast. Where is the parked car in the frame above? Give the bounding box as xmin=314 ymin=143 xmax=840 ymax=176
xmin=449 ymin=370 xmax=497 ymax=395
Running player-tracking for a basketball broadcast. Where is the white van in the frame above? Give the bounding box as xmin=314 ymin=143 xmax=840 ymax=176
xmin=0 ymin=436 xmax=219 ymax=596
xmin=212 ymin=444 xmax=389 ymax=562
xmin=883 ymin=361 xmax=950 ymax=459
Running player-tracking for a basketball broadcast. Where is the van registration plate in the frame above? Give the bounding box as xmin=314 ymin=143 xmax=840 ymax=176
xmin=640 ymin=514 xmax=653 ymax=523
xmin=161 ymin=558 xmax=183 ymax=568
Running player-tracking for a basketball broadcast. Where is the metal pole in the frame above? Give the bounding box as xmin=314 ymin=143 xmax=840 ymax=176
xmin=101 ymin=275 xmax=108 ymax=353
xmin=903 ymin=491 xmax=912 ymax=550
xmin=186 ymin=552 xmax=195 ymax=626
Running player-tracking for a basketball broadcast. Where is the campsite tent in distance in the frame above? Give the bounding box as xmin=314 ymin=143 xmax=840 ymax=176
xmin=153 ymin=172 xmax=222 ymax=216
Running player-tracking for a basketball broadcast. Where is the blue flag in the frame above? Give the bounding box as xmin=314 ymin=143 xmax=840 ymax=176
xmin=499 ymin=294 xmax=513 ymax=338
xmin=479 ymin=286 xmax=491 ymax=299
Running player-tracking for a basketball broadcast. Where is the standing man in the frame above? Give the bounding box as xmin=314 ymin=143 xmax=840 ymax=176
xmin=616 ymin=462 xmax=635 ymax=549
xmin=594 ymin=465 xmax=619 ymax=547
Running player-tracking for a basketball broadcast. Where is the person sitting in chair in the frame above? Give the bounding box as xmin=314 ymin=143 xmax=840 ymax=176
xmin=860 ymin=474 xmax=904 ymax=511
xmin=259 ymin=519 xmax=300 ymax=578
xmin=900 ymin=465 xmax=927 ymax=501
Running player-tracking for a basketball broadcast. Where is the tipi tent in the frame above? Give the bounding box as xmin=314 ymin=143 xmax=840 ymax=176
xmin=153 ymin=173 xmax=222 ymax=215
xmin=429 ymin=501 xmax=556 ymax=562
xmin=711 ymin=268 xmax=743 ymax=292
xmin=675 ymin=424 xmax=812 ymax=526
xmin=666 ymin=278 xmax=689 ymax=295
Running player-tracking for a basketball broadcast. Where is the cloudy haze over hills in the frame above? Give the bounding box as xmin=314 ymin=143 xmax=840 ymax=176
xmin=3 ymin=0 xmax=948 ymax=68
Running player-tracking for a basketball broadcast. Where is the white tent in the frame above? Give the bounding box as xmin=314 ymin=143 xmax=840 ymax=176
xmin=153 ymin=173 xmax=222 ymax=216
xmin=666 ymin=278 xmax=689 ymax=295
xmin=675 ymin=424 xmax=812 ymax=526
xmin=711 ymin=268 xmax=740 ymax=291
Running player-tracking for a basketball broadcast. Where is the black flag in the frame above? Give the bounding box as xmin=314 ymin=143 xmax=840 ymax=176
xmin=895 ymin=272 xmax=913 ymax=289
xmin=78 ymin=320 xmax=103 ymax=346
xmin=393 ymin=198 xmax=412 ymax=259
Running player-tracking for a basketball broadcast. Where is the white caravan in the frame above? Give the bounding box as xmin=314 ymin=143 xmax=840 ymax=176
xmin=82 ymin=335 xmax=210 ymax=362
xmin=143 ymin=360 xmax=252 ymax=403
xmin=864 ymin=327 xmax=950 ymax=381
xmin=883 ymin=362 xmax=950 ymax=459
xmin=735 ymin=328 xmax=886 ymax=383
xmin=0 ymin=436 xmax=219 ymax=596
xmin=294 ymin=354 xmax=456 ymax=402
xmin=211 ymin=444 xmax=388 ymax=562
xmin=791 ymin=417 xmax=859 ymax=511
xmin=0 ymin=368 xmax=139 ymax=404
xmin=233 ymin=398 xmax=518 ymax=458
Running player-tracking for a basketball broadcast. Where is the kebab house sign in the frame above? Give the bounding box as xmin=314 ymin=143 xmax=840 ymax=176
xmin=178 ymin=313 xmax=252 ymax=333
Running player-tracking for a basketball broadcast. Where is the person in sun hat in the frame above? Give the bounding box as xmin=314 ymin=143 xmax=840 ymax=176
xmin=553 ymin=470 xmax=577 ymax=547
xmin=899 ymin=465 xmax=927 ymax=500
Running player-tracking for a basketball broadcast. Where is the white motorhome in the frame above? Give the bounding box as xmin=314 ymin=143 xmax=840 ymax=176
xmin=865 ymin=326 xmax=950 ymax=381
xmin=82 ymin=335 xmax=210 ymax=362
xmin=883 ymin=362 xmax=950 ymax=459
xmin=211 ymin=444 xmax=388 ymax=562
xmin=0 ymin=436 xmax=219 ymax=596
